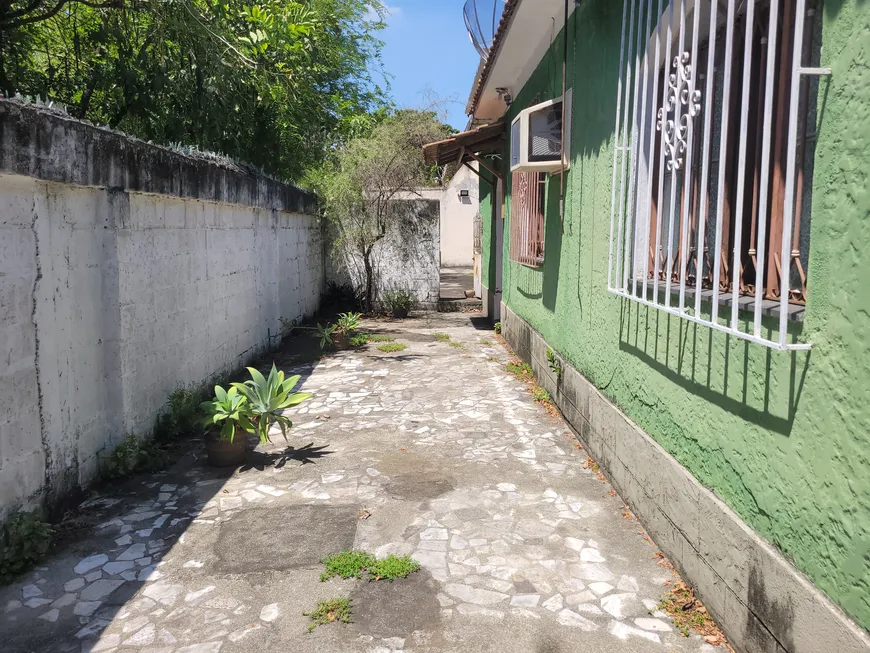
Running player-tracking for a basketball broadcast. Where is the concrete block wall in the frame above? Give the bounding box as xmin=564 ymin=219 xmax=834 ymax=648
xmin=0 ymin=101 xmax=323 ymax=518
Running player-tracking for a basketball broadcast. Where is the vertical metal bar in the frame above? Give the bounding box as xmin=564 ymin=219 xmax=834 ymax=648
xmin=678 ymin=0 xmax=702 ymax=312
xmin=753 ymin=0 xmax=780 ymax=337
xmin=609 ymin=0 xmax=631 ymax=291
xmin=642 ymin=0 xmax=665 ymax=301
xmin=730 ymin=0 xmax=756 ymax=328
xmin=616 ymin=0 xmax=639 ymax=294
xmin=625 ymin=0 xmax=649 ymax=296
xmin=694 ymin=62 xmax=718 ymax=307
xmin=780 ymin=0 xmax=808 ymax=344
xmin=631 ymin=0 xmax=655 ymax=298
xmin=664 ymin=0 xmax=686 ymax=309
xmin=652 ymin=0 xmax=674 ymax=306
xmin=711 ymin=0 xmax=737 ymax=324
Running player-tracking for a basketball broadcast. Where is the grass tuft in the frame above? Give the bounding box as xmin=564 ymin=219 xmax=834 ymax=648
xmin=304 ymin=598 xmax=351 ymax=633
xmin=433 ymin=332 xmax=451 ymax=341
xmin=448 ymin=341 xmax=465 ymax=349
xmin=321 ymin=551 xmax=373 ymax=581
xmin=377 ymin=343 xmax=407 ymax=353
xmin=320 ymin=550 xmax=419 ymax=583
xmin=479 ymin=338 xmax=493 ymax=345
xmin=505 ymin=360 xmax=534 ymax=380
xmin=531 ymin=386 xmax=551 ymax=403
xmin=367 ymin=554 xmax=420 ymax=581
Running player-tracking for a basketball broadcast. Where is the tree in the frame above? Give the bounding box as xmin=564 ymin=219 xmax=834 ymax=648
xmin=311 ymin=108 xmax=453 ymax=312
xmin=0 ymin=0 xmax=390 ymax=181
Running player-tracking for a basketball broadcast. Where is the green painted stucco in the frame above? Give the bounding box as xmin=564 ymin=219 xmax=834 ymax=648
xmin=493 ymin=0 xmax=870 ymax=630
xmin=478 ymin=167 xmax=496 ymax=293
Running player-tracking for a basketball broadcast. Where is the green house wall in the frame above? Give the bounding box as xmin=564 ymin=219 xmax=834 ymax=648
xmin=494 ymin=0 xmax=870 ymax=630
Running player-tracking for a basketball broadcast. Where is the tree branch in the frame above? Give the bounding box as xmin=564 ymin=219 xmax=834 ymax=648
xmin=1 ymin=0 xmax=122 ymax=29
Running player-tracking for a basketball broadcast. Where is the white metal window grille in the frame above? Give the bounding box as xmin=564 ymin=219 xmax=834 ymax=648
xmin=607 ymin=0 xmax=828 ymax=350
xmin=510 ymin=171 xmax=547 ymax=267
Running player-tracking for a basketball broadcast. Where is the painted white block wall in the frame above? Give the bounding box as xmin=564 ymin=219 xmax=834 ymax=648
xmin=0 ymin=173 xmax=322 ymax=518
xmin=440 ymin=164 xmax=479 ymax=267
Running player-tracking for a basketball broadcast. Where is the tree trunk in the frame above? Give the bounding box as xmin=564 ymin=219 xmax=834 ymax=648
xmin=363 ymin=249 xmax=374 ymax=314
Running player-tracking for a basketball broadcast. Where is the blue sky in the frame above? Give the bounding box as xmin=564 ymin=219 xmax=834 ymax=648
xmin=376 ymin=1 xmax=485 ymax=131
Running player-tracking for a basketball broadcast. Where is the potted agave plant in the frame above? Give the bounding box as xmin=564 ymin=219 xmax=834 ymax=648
xmin=383 ymin=289 xmax=414 ymax=319
xmin=231 ymin=364 xmax=312 ymax=445
xmin=331 ymin=312 xmax=362 ymax=350
xmin=200 ymin=364 xmax=311 ymax=466
xmin=201 ymin=385 xmax=253 ymax=467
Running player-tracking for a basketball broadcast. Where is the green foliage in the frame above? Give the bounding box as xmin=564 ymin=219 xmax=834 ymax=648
xmin=321 ymin=550 xmax=374 ymax=581
xmin=153 ymin=386 xmax=203 ymax=442
xmin=367 ymin=333 xmax=394 ymax=342
xmin=493 ymin=321 xmax=502 ymax=334
xmin=315 ymin=322 xmax=336 ymax=350
xmin=377 ymin=343 xmax=406 ymax=352
xmin=546 ymin=348 xmax=563 ymax=380
xmin=231 ymin=364 xmax=311 ymax=444
xmin=200 ymin=385 xmax=253 ymax=442
xmin=448 ymin=341 xmax=465 ymax=349
xmin=505 ymin=360 xmax=534 ymax=380
xmin=433 ymin=332 xmax=450 ymax=342
xmin=367 ymin=554 xmax=420 ymax=581
xmin=1 ymin=0 xmax=390 ymax=181
xmin=349 ymin=333 xmax=369 ymax=347
xmin=479 ymin=338 xmax=493 ymax=345
xmin=304 ymin=597 xmax=351 ymax=632
xmin=531 ymin=386 xmax=552 ymax=404
xmin=309 ymin=109 xmax=454 ymax=311
xmin=0 ymin=510 xmax=53 ymax=585
xmin=320 ymin=550 xmax=419 ymax=582
xmin=103 ymin=434 xmax=170 ymax=479
xmin=335 ymin=312 xmax=362 ymax=334
xmin=382 ymin=289 xmax=414 ymax=312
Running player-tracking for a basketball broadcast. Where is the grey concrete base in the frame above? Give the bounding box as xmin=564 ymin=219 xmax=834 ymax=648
xmin=501 ymin=304 xmax=870 ymax=653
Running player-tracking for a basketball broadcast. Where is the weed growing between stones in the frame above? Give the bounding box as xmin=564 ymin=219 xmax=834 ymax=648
xmin=350 ymin=333 xmax=396 ymax=347
xmin=102 ymin=434 xmax=171 ymax=479
xmin=531 ymin=386 xmax=551 ymax=403
xmin=320 ymin=551 xmax=419 ymax=582
xmin=448 ymin=341 xmax=465 ymax=349
xmin=433 ymin=332 xmax=451 ymax=341
xmin=366 ymin=333 xmax=395 ymax=343
xmin=505 ymin=360 xmax=534 ymax=381
xmin=493 ymin=321 xmax=502 ymax=334
xmin=153 ymin=386 xmax=203 ymax=442
xmin=321 ymin=551 xmax=375 ymax=581
xmin=657 ymin=581 xmax=733 ymax=649
xmin=0 ymin=511 xmax=53 ymax=585
xmin=377 ymin=343 xmax=407 ymax=353
xmin=479 ymin=338 xmax=493 ymax=345
xmin=304 ymin=597 xmax=351 ymax=632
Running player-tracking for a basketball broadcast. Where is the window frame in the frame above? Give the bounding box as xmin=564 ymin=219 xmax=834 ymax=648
xmin=510 ymin=170 xmax=547 ymax=268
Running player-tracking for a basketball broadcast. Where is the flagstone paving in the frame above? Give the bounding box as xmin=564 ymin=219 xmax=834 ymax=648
xmin=0 ymin=313 xmax=725 ymax=652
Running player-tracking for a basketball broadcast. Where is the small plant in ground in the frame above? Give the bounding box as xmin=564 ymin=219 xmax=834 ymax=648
xmin=377 ymin=343 xmax=407 ymax=353
xmin=546 ymin=348 xmax=563 ymax=380
xmin=433 ymin=332 xmax=450 ymax=341
xmin=479 ymin=338 xmax=493 ymax=345
xmin=320 ymin=551 xmax=419 ymax=582
xmin=367 ymin=554 xmax=420 ymax=581
xmin=103 ymin=434 xmax=171 ymax=479
xmin=493 ymin=321 xmax=502 ymax=334
xmin=448 ymin=341 xmax=465 ymax=349
xmin=657 ymin=581 xmax=732 ymax=649
xmin=505 ymin=360 xmax=534 ymax=381
xmin=321 ymin=550 xmax=375 ymax=581
xmin=316 ymin=322 xmax=337 ymax=349
xmin=367 ymin=334 xmax=394 ymax=343
xmin=531 ymin=385 xmax=551 ymax=403
xmin=153 ymin=386 xmax=203 ymax=442
xmin=349 ymin=333 xmax=369 ymax=347
xmin=304 ymin=597 xmax=351 ymax=632
xmin=0 ymin=510 xmax=53 ymax=584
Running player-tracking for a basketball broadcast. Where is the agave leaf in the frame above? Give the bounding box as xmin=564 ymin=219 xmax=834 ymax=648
xmin=247 ymin=366 xmax=267 ymax=389
xmin=284 ymin=392 xmax=312 ymax=407
xmin=282 ymin=374 xmax=301 ymax=392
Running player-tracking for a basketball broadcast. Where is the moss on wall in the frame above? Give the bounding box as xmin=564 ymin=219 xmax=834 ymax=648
xmin=498 ymin=0 xmax=870 ymax=629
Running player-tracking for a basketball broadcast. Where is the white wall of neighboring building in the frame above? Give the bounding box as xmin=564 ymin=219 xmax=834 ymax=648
xmin=440 ymin=164 xmax=479 ymax=267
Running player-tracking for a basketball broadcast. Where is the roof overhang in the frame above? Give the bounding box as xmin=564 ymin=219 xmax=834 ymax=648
xmin=467 ymin=0 xmax=576 ymax=124
xmin=422 ymin=121 xmax=505 ymax=179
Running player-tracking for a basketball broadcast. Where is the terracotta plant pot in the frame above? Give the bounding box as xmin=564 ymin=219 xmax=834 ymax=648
xmin=333 ymin=331 xmax=351 ymax=350
xmin=392 ymin=307 xmax=409 ymax=319
xmin=206 ymin=431 xmax=247 ymax=467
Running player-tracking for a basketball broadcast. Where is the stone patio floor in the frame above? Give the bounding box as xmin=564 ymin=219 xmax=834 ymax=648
xmin=1 ymin=313 xmax=725 ymax=653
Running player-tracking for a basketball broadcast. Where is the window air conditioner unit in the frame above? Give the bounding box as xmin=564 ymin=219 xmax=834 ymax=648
xmin=510 ymin=89 xmax=572 ymax=174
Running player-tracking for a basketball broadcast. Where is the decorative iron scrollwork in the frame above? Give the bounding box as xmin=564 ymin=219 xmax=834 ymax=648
xmin=656 ymin=52 xmax=702 ymax=171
